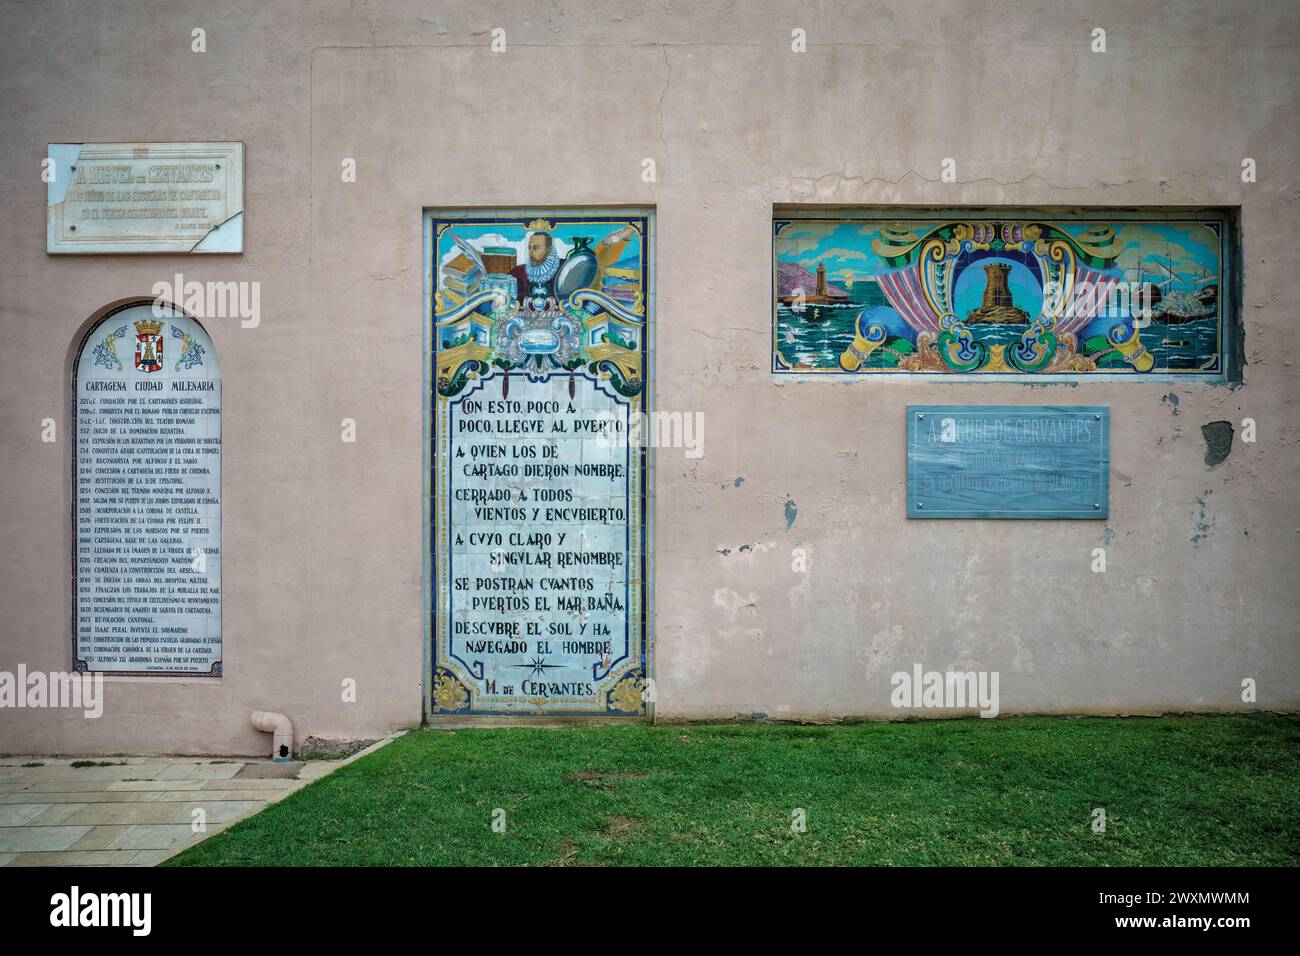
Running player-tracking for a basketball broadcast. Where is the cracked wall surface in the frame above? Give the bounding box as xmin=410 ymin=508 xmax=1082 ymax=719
xmin=0 ymin=1 xmax=1297 ymax=751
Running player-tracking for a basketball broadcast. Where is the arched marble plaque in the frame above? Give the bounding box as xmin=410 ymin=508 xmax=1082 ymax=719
xmin=72 ymin=303 xmax=222 ymax=675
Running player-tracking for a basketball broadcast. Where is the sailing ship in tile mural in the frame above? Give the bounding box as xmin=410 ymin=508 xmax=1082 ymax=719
xmin=772 ymin=215 xmax=1230 ymax=377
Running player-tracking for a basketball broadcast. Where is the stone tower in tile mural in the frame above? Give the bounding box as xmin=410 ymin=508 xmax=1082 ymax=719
xmin=968 ymin=262 xmax=1029 ymax=324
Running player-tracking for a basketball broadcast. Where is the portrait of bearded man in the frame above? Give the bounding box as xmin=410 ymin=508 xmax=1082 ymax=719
xmin=510 ymin=231 xmax=562 ymax=303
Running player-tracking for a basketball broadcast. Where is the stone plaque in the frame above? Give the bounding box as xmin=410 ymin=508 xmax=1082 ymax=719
xmin=48 ymin=143 xmax=244 ymax=254
xmin=429 ymin=212 xmax=650 ymax=716
xmin=907 ymin=405 xmax=1109 ymax=519
xmin=73 ymin=303 xmax=222 ymax=675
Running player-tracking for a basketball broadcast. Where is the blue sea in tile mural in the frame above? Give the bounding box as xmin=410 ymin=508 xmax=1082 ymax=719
xmin=773 ymin=216 xmax=1229 ymax=377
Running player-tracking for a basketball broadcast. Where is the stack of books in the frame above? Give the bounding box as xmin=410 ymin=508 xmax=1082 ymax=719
xmin=442 ymin=251 xmax=482 ymax=299
xmin=600 ymin=264 xmax=641 ymax=305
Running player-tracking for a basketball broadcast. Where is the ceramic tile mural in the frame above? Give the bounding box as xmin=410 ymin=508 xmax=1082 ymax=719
xmin=428 ymin=212 xmax=650 ymax=717
xmin=773 ymin=214 xmax=1231 ymax=377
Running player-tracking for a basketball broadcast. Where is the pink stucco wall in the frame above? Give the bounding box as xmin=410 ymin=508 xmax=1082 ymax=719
xmin=1 ymin=1 xmax=1297 ymax=754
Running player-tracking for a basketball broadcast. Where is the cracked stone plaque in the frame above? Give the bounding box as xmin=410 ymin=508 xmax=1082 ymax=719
xmin=47 ymin=142 xmax=244 ymax=254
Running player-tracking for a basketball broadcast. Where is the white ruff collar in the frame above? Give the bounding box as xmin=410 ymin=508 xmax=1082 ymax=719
xmin=525 ymin=252 xmax=561 ymax=283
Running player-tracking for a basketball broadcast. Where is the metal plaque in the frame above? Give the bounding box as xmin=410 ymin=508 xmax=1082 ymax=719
xmin=907 ymin=405 xmax=1109 ymax=519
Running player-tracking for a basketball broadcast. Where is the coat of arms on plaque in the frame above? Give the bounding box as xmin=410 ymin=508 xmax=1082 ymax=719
xmin=133 ymin=319 xmax=164 ymax=373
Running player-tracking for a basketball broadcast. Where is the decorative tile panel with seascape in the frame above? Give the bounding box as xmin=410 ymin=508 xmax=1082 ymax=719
xmin=427 ymin=211 xmax=651 ymax=717
xmin=772 ymin=212 xmax=1233 ymax=378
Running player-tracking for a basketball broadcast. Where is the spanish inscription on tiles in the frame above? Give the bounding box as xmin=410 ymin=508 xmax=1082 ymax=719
xmin=430 ymin=212 xmax=650 ymax=716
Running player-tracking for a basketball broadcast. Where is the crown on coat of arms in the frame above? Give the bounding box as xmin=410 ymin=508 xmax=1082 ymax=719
xmin=134 ymin=318 xmax=164 ymax=336
xmin=526 ymin=218 xmax=555 ymax=232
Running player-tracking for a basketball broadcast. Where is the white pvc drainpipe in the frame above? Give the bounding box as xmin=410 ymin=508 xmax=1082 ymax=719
xmin=250 ymin=710 xmax=294 ymax=761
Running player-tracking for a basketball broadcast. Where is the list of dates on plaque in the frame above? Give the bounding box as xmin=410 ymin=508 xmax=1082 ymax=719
xmin=48 ymin=142 xmax=244 ymax=254
xmin=429 ymin=212 xmax=650 ymax=717
xmin=73 ymin=305 xmax=222 ymax=676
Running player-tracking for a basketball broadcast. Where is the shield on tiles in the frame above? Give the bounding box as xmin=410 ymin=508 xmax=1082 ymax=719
xmin=133 ymin=319 xmax=164 ymax=373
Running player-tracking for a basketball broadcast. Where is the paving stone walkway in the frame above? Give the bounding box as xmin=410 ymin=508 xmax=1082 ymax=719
xmin=0 ymin=736 xmax=396 ymax=866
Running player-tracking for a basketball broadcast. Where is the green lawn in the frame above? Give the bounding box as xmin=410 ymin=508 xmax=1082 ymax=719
xmin=167 ymin=715 xmax=1300 ymax=866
